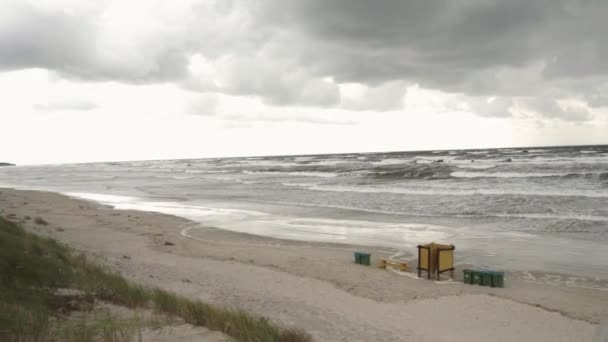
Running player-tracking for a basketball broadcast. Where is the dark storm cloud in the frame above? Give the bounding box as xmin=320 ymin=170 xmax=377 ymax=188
xmin=0 ymin=4 xmax=92 ymax=72
xmin=1 ymin=0 xmax=607 ymax=118
xmin=250 ymin=0 xmax=608 ymax=92
xmin=0 ymin=2 xmax=188 ymax=82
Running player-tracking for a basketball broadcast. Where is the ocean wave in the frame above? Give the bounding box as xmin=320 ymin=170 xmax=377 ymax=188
xmin=66 ymin=192 xmax=139 ymax=204
xmin=252 ymin=198 xmax=608 ymax=223
xmin=414 ymin=155 xmax=458 ymax=163
xmin=299 ymin=159 xmax=352 ymax=166
xmin=454 ymin=164 xmax=497 ymax=170
xmin=451 ymin=171 xmax=569 ymax=178
xmin=184 ymin=169 xmax=235 ymax=174
xmin=243 ymin=171 xmax=339 ymax=178
xmin=281 ymin=182 xmax=318 ymax=188
xmin=240 ymin=160 xmax=302 ymax=167
xmin=305 ymin=184 xmax=608 ymax=198
xmin=520 ymin=156 xmax=608 ymax=165
xmin=371 ymin=158 xmax=410 ymax=165
xmin=492 ymin=213 xmax=608 ymax=222
xmin=451 ymin=171 xmax=608 ymax=179
xmin=368 ymin=163 xmax=453 ymax=180
xmin=153 ymin=175 xmax=194 ymax=180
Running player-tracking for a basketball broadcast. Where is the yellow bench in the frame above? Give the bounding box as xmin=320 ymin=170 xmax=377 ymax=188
xmin=378 ymin=258 xmax=408 ymax=272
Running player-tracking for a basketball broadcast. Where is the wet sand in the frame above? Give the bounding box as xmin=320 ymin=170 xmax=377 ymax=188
xmin=1 ymin=188 xmax=604 ymax=341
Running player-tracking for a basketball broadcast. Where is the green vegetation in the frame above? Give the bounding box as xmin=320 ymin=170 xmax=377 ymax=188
xmin=33 ymin=217 xmax=48 ymax=225
xmin=0 ymin=216 xmax=311 ymax=342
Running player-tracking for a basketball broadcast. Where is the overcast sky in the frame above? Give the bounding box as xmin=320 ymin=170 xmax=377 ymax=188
xmin=1 ymin=0 xmax=607 ymax=164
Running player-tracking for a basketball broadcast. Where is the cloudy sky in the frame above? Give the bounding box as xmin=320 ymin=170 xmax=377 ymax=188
xmin=1 ymin=0 xmax=607 ymax=164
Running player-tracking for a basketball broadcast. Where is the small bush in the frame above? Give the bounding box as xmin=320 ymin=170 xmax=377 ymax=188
xmin=34 ymin=217 xmax=49 ymax=226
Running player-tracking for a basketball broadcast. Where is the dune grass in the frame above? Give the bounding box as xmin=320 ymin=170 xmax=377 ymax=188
xmin=0 ymin=215 xmax=311 ymax=342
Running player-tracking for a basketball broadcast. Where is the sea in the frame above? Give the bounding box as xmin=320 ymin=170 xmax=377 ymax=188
xmin=1 ymin=145 xmax=607 ymax=287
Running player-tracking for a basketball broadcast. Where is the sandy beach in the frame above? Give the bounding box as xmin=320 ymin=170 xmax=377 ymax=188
xmin=0 ymin=188 xmax=604 ymax=342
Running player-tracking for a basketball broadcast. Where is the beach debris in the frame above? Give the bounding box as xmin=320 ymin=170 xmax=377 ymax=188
xmin=52 ymin=288 xmax=93 ymax=313
xmin=378 ymin=258 xmax=408 ymax=272
xmin=433 ymin=159 xmax=444 ymax=163
xmin=353 ymin=252 xmax=371 ymax=266
xmin=164 ymin=241 xmax=175 ymax=246
xmin=122 ymin=255 xmax=131 ymax=259
xmin=417 ymin=243 xmax=455 ymax=280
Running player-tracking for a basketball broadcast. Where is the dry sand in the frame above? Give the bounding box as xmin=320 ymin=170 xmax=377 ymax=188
xmin=1 ymin=188 xmax=605 ymax=342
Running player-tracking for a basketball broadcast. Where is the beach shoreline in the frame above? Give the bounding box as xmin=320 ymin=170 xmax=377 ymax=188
xmin=0 ymin=188 xmax=604 ymax=341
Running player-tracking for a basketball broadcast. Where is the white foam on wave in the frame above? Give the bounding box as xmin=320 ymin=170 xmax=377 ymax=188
xmin=414 ymin=155 xmax=457 ymax=163
xmin=241 ymin=159 xmax=301 ymax=167
xmin=191 ymin=209 xmax=456 ymax=248
xmin=305 ymin=184 xmax=608 ymax=199
xmin=184 ymin=169 xmax=233 ymax=174
xmin=279 ymin=218 xmax=451 ymax=245
xmin=154 ymin=175 xmax=194 ymax=180
xmin=454 ymin=164 xmax=497 ymax=170
xmin=67 ymin=192 xmax=269 ymax=220
xmin=243 ymin=171 xmax=339 ymax=178
xmin=521 ymin=156 xmax=608 ymax=165
xmin=450 ymin=171 xmax=570 ymax=178
xmin=65 ymin=192 xmax=138 ymax=204
xmin=496 ymin=212 xmax=608 ymax=222
xmin=371 ymin=158 xmax=411 ymax=165
xmin=281 ymin=182 xmax=318 ymax=188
